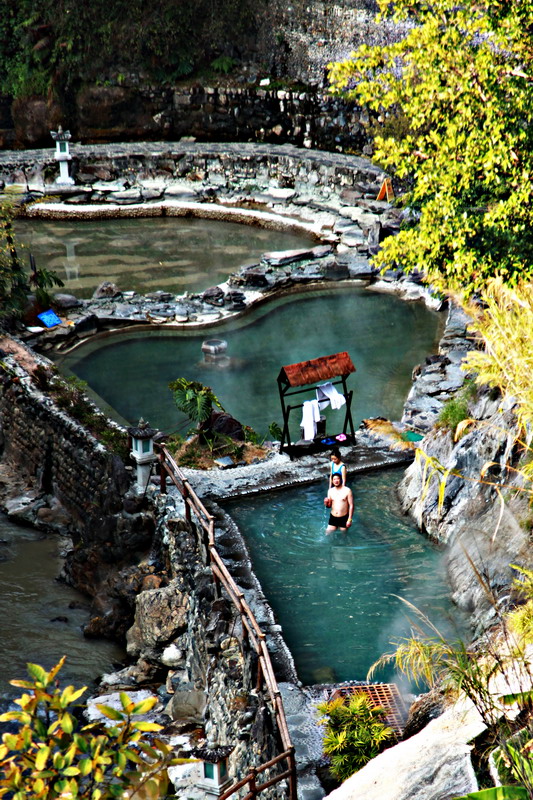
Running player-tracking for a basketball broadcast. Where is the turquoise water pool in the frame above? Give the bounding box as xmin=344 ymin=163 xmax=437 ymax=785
xmin=224 ymin=469 xmax=467 ymax=687
xmin=58 ymin=286 xmax=442 ymax=438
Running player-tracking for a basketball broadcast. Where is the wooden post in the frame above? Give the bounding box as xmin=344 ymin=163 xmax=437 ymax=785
xmin=281 ymin=404 xmax=292 ymax=460
xmin=210 ymin=549 xmax=222 ymax=599
xmin=341 ymin=379 xmax=356 ymax=440
xmin=287 ymin=747 xmax=297 ymax=799
xmin=158 ymin=448 xmax=166 ymax=494
xmin=277 ymin=376 xmax=291 ymax=455
xmin=249 ymin=767 xmax=257 ymax=799
xmin=182 ymin=478 xmax=192 ymax=524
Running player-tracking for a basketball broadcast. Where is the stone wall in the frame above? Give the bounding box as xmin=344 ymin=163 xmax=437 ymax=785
xmin=0 ymin=141 xmax=385 ymax=204
xmin=262 ymin=0 xmax=409 ymax=86
xmin=0 ymin=337 xmax=159 ymax=640
xmin=1 ymin=84 xmax=373 ymax=152
xmin=121 ymin=494 xmax=302 ymax=797
xmin=0 ymin=339 xmax=130 ymax=537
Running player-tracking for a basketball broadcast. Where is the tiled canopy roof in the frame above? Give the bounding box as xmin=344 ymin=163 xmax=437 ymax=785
xmin=278 ymin=351 xmax=355 ymax=388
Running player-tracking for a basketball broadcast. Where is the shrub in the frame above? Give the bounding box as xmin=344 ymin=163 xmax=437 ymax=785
xmin=436 ymin=379 xmax=478 ymax=435
xmin=317 ymin=692 xmax=394 ymax=782
xmin=210 ymin=55 xmax=236 ymax=74
xmin=268 ymin=421 xmax=283 ymax=441
xmin=0 ymin=657 xmax=188 ymax=800
xmin=437 ymin=395 xmax=470 ymax=433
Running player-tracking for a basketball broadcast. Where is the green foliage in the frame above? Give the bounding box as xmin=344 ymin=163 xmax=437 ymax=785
xmin=168 ymin=377 xmax=224 ymax=426
xmin=243 ymin=425 xmax=265 ymax=446
xmin=0 ymin=201 xmax=63 ymax=324
xmin=436 ymin=378 xmax=477 ymax=435
xmin=210 ymin=55 xmax=236 ymax=75
xmin=455 ymin=788 xmax=529 ymax=800
xmin=0 ymin=202 xmax=31 ymax=322
xmin=368 ymin=634 xmax=457 ymax=690
xmin=268 ymin=421 xmax=283 ymax=441
xmin=491 ymin=728 xmax=533 ymax=792
xmin=47 ymin=374 xmax=129 ymax=458
xmin=437 ymin=395 xmax=470 ymax=434
xmin=463 ymin=281 xmax=533 ymax=464
xmin=0 ymin=657 xmax=189 ymax=800
xmin=507 ymin=566 xmax=533 ymax=645
xmin=317 ymin=693 xmax=394 ymax=782
xmin=328 ymin=1 xmax=533 ymax=297
xmin=0 ymin=0 xmax=266 ymax=97
xmin=29 ymin=265 xmax=64 ymax=310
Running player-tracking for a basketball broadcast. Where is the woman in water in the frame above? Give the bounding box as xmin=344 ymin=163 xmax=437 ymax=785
xmin=329 ymin=447 xmax=347 ymax=488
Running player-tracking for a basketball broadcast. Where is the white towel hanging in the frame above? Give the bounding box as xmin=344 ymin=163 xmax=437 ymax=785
xmin=316 ymin=382 xmax=346 ymax=410
xmin=301 ymin=399 xmax=320 ymax=440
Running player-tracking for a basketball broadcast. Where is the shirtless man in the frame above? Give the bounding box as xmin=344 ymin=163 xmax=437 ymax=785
xmin=324 ymin=473 xmax=354 ymax=532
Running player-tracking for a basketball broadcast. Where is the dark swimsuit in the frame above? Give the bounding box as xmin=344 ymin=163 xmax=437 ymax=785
xmin=328 ymin=512 xmax=349 ymax=528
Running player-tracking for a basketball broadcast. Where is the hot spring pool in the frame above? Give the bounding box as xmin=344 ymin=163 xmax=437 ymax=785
xmin=224 ymin=469 xmax=467 ymax=687
xmin=56 ymin=285 xmax=443 ymax=438
xmin=15 ymin=216 xmax=315 ymax=297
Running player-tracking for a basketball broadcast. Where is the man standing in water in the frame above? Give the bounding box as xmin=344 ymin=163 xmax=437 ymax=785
xmin=324 ymin=473 xmax=354 ymax=532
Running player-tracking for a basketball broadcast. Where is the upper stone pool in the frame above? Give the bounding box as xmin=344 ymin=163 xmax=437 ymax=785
xmin=15 ymin=216 xmax=315 ymax=297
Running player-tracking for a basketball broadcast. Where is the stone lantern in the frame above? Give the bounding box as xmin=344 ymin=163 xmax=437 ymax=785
xmin=191 ymin=746 xmax=233 ymax=797
xmin=50 ymin=126 xmax=74 ymax=185
xmin=127 ymin=418 xmax=158 ymax=492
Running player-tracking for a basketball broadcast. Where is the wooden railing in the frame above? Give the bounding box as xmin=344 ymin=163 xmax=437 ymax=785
xmin=156 ymin=444 xmax=297 ymax=800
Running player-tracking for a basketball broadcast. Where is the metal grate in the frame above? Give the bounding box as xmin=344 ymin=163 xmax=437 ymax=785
xmin=330 ymin=683 xmax=408 ymax=736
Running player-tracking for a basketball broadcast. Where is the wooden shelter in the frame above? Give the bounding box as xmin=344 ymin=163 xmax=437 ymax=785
xmin=277 ymin=351 xmax=356 ymax=458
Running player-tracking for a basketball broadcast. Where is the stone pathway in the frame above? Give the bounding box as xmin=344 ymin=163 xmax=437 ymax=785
xmin=176 ymin=439 xmax=413 ymax=503
xmin=279 ymin=682 xmax=328 ymax=800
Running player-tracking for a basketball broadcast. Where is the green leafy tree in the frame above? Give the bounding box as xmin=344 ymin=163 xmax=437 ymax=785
xmin=0 ymin=0 xmax=265 ymax=97
xmin=328 ymin=1 xmax=533 ymax=297
xmin=0 ymin=202 xmax=30 ymax=320
xmin=0 ymin=657 xmax=188 ymax=800
xmin=316 ymin=692 xmax=394 ymax=782
xmin=0 ymin=201 xmax=63 ymax=323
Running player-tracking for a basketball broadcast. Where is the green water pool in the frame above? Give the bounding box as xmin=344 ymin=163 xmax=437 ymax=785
xmin=57 ymin=286 xmax=443 ymax=437
xmin=224 ymin=469 xmax=467 ymax=687
xmin=15 ymin=216 xmax=314 ymax=298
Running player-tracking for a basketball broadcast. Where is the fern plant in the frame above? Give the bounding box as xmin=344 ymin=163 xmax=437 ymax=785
xmin=317 ymin=692 xmax=394 ymax=782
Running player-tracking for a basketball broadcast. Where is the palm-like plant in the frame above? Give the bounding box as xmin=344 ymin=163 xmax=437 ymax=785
xmin=168 ymin=377 xmax=224 ymax=427
xmin=317 ymin=692 xmax=395 ymax=782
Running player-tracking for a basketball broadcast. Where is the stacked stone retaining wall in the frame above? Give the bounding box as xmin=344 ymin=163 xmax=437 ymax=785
xmin=0 ymin=339 xmax=133 ymax=547
xmin=0 ymin=141 xmax=384 ymax=201
xmin=0 ymin=336 xmax=305 ymax=798
xmin=0 ymin=83 xmax=372 ymax=152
